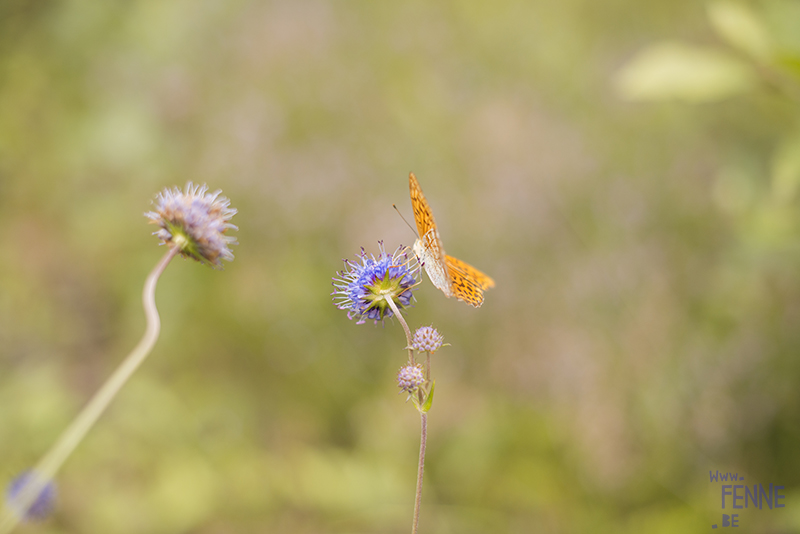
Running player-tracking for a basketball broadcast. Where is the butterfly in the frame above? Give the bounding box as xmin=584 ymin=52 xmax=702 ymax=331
xmin=409 ymin=172 xmax=495 ymax=307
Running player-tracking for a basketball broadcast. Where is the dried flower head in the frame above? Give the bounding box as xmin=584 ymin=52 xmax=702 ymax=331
xmin=146 ymin=182 xmax=238 ymax=268
xmin=332 ymin=242 xmax=418 ymax=324
xmin=411 ymin=326 xmax=444 ymax=353
xmin=397 ymin=364 xmax=425 ymax=394
xmin=5 ymin=471 xmax=56 ymax=522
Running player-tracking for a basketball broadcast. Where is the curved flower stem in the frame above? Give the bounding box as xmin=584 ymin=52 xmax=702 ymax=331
xmin=0 ymin=246 xmax=179 ymax=533
xmin=383 ymin=296 xmax=414 ymax=364
xmin=412 ymin=411 xmax=428 ymax=534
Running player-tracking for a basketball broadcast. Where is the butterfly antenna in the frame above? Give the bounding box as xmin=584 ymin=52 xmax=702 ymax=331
xmin=393 ymin=204 xmax=418 ymax=238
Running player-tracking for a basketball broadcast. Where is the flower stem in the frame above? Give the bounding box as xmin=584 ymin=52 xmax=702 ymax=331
xmin=0 ymin=246 xmax=178 ymax=532
xmin=383 ymin=296 xmax=414 ymax=363
xmin=381 ymin=295 xmax=428 ymax=533
xmin=411 ymin=411 xmax=428 ymax=534
xmin=426 ymin=352 xmax=431 ymax=382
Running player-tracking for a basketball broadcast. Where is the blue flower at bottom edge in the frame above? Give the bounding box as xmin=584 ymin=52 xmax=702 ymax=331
xmin=332 ymin=242 xmax=418 ymax=324
xmin=6 ymin=471 xmax=56 ymax=521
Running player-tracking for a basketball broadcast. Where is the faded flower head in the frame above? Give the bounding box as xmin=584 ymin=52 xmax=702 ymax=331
xmin=5 ymin=471 xmax=56 ymax=522
xmin=397 ymin=364 xmax=425 ymax=394
xmin=411 ymin=326 xmax=444 ymax=353
xmin=332 ymin=242 xmax=418 ymax=324
xmin=146 ymin=182 xmax=238 ymax=268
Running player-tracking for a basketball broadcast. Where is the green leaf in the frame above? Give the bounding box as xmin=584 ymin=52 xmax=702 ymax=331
xmin=615 ymin=42 xmax=757 ymax=103
xmin=420 ymin=380 xmax=435 ymax=413
xmin=707 ymin=1 xmax=773 ymax=61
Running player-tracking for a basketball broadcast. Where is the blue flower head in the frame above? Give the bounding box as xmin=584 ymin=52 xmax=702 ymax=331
xmin=146 ymin=182 xmax=238 ymax=268
xmin=5 ymin=471 xmax=56 ymax=522
xmin=332 ymin=242 xmax=419 ymax=324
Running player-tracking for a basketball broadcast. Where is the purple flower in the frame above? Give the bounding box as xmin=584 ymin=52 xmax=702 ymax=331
xmin=397 ymin=364 xmax=425 ymax=394
xmin=332 ymin=242 xmax=418 ymax=324
xmin=5 ymin=471 xmax=56 ymax=521
xmin=146 ymin=182 xmax=238 ymax=268
xmin=411 ymin=326 xmax=444 ymax=353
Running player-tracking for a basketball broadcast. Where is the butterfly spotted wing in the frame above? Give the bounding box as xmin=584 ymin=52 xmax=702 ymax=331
xmin=444 ymin=254 xmax=496 ymax=307
xmin=409 ymin=172 xmax=495 ymax=307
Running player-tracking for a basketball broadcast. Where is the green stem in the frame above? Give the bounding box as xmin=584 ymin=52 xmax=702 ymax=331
xmin=0 ymin=246 xmax=178 ymax=532
xmin=426 ymin=352 xmax=431 ymax=382
xmin=383 ymin=296 xmax=414 ymax=364
xmin=411 ymin=412 xmax=428 ymax=534
xmin=381 ymin=295 xmax=428 ymax=533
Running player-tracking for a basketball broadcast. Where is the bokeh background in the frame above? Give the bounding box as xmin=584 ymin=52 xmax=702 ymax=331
xmin=2 ymin=0 xmax=800 ymax=532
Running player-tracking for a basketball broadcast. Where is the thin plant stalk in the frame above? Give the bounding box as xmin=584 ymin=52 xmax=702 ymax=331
xmin=0 ymin=246 xmax=179 ymax=532
xmin=384 ymin=294 xmax=413 ymax=352
xmin=413 ymin=412 xmax=427 ymax=534
xmin=383 ymin=295 xmax=428 ymax=534
xmin=426 ymin=352 xmax=431 ymax=382
xmin=384 ymin=295 xmax=414 ymax=365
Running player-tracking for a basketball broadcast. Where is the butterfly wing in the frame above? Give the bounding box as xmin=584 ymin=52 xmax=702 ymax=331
xmin=409 ymin=173 xmax=452 ymax=297
xmin=409 ymin=172 xmax=438 ymax=244
xmin=445 ymin=254 xmax=495 ymax=307
xmin=409 ymin=172 xmax=495 ymax=306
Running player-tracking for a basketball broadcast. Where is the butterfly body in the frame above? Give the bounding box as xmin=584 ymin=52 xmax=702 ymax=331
xmin=412 ymin=228 xmax=452 ymax=297
xmin=409 ymin=172 xmax=495 ymax=307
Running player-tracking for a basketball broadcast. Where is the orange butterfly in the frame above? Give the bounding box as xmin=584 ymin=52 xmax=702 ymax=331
xmin=409 ymin=172 xmax=495 ymax=307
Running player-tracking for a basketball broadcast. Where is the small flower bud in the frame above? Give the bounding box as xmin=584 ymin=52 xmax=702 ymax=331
xmin=5 ymin=471 xmax=56 ymax=521
xmin=397 ymin=364 xmax=425 ymax=394
xmin=411 ymin=326 xmax=444 ymax=353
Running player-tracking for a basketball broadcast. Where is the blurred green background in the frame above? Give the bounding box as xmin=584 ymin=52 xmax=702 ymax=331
xmin=2 ymin=0 xmax=800 ymax=532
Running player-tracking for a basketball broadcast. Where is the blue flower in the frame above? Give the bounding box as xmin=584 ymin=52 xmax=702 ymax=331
xmin=5 ymin=471 xmax=56 ymax=521
xmin=332 ymin=242 xmax=418 ymax=324
xmin=146 ymin=182 xmax=238 ymax=268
